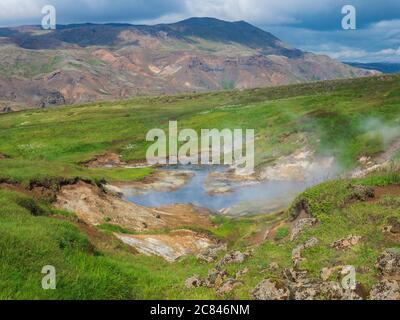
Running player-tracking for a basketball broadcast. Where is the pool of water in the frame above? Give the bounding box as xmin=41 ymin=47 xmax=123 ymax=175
xmin=126 ymin=165 xmax=319 ymax=214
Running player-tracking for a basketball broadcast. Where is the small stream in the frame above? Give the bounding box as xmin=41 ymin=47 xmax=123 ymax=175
xmin=126 ymin=165 xmax=322 ymax=215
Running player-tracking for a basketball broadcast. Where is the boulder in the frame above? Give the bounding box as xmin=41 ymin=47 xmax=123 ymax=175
xmin=197 ymin=244 xmax=227 ymax=263
xmin=216 ymin=278 xmax=242 ymax=296
xmin=320 ymin=281 xmax=362 ymax=300
xmin=217 ymin=251 xmax=248 ymax=267
xmin=384 ymin=217 xmax=400 ymax=234
xmin=292 ymin=283 xmax=319 ymax=300
xmin=185 ymin=274 xmax=202 ymax=289
xmin=376 ymin=249 xmax=400 ymax=276
xmin=331 ymin=235 xmax=361 ymax=250
xmin=204 ymin=268 xmax=227 ymax=288
xmin=40 ymin=91 xmax=66 ymax=108
xmin=370 ymin=280 xmax=400 ymax=300
xmin=251 ymin=279 xmax=290 ymax=300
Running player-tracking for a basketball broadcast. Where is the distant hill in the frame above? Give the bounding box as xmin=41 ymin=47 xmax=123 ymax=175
xmin=344 ymin=62 xmax=400 ymax=74
xmin=0 ymin=17 xmax=377 ymax=111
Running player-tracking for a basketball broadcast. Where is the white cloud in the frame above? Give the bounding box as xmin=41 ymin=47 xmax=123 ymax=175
xmin=0 ymin=0 xmax=44 ymax=21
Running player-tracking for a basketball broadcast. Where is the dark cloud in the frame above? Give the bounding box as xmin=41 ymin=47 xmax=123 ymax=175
xmin=283 ymin=0 xmax=400 ymax=30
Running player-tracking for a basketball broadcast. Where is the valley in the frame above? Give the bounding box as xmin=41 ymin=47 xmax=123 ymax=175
xmin=0 ymin=74 xmax=400 ymax=300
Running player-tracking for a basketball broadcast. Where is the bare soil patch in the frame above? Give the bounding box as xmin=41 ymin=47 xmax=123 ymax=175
xmin=55 ymin=181 xmax=212 ymax=232
xmin=115 ymin=229 xmax=216 ymax=262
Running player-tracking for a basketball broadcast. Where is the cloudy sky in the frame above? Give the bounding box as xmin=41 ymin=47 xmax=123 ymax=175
xmin=0 ymin=0 xmax=399 ymax=62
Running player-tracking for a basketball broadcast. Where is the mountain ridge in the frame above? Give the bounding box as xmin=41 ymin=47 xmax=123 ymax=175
xmin=0 ymin=17 xmax=377 ymax=112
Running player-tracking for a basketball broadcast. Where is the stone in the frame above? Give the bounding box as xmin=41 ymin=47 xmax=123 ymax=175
xmin=185 ymin=275 xmax=202 ymax=289
xmin=204 ymin=268 xmax=228 ymax=288
xmin=292 ymin=283 xmax=319 ymax=300
xmin=320 ymin=281 xmax=362 ymax=300
xmin=40 ymin=91 xmax=66 ymax=108
xmin=370 ymin=280 xmax=400 ymax=300
xmin=376 ymin=249 xmax=400 ymax=276
xmin=235 ymin=267 xmax=249 ymax=279
xmin=197 ymin=244 xmax=227 ymax=263
xmin=348 ymin=184 xmax=375 ymax=201
xmin=292 ymin=237 xmax=318 ymax=267
xmin=1 ymin=106 xmax=12 ymax=113
xmin=387 ymin=217 xmax=400 ymax=234
xmin=320 ymin=265 xmax=349 ymax=282
xmin=216 ymin=278 xmax=242 ymax=296
xmin=217 ymin=251 xmax=248 ymax=267
xmin=251 ymin=279 xmax=290 ymax=300
xmin=268 ymin=262 xmax=279 ymax=271
xmin=331 ymin=235 xmax=361 ymax=250
xmin=283 ymin=268 xmax=308 ymax=283
xmin=290 ymin=218 xmax=317 ymax=241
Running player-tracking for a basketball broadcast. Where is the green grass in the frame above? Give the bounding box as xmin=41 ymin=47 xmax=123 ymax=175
xmin=0 ymin=75 xmax=399 ymax=187
xmin=274 ymin=226 xmax=289 ymax=240
xmin=0 ymin=159 xmax=152 ymax=187
xmin=0 ymin=188 xmax=221 ymax=299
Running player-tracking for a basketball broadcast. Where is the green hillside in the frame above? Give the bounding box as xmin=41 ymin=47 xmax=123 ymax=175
xmin=0 ymin=74 xmax=399 ymax=299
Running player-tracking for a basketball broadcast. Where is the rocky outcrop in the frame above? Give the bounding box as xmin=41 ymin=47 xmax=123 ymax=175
xmin=197 ymin=244 xmax=227 ymax=263
xmin=204 ymin=268 xmax=228 ymax=288
xmin=290 ymin=218 xmax=317 ymax=241
xmin=331 ymin=235 xmax=362 ymax=251
xmin=1 ymin=106 xmax=12 ymax=113
xmin=40 ymin=91 xmax=66 ymax=108
xmin=251 ymin=279 xmax=290 ymax=300
xmin=376 ymin=249 xmax=400 ymax=276
xmin=55 ymin=181 xmax=164 ymax=231
xmin=320 ymin=266 xmax=346 ymax=281
xmin=185 ymin=263 xmax=246 ymax=296
xmin=292 ymin=237 xmax=318 ymax=267
xmin=185 ymin=275 xmax=203 ymax=289
xmin=319 ymin=281 xmax=362 ymax=300
xmin=253 ymin=265 xmax=362 ymax=300
xmin=370 ymin=280 xmax=400 ymax=300
xmin=216 ymin=278 xmax=242 ymax=296
xmin=217 ymin=251 xmax=250 ymax=268
xmin=383 ymin=217 xmax=400 ymax=234
xmin=55 ymin=181 xmax=212 ymax=231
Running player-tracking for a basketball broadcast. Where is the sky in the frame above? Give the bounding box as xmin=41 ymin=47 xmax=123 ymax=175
xmin=0 ymin=0 xmax=399 ymax=62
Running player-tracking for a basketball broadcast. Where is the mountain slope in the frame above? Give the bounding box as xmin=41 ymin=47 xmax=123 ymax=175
xmin=0 ymin=17 xmax=377 ymax=111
